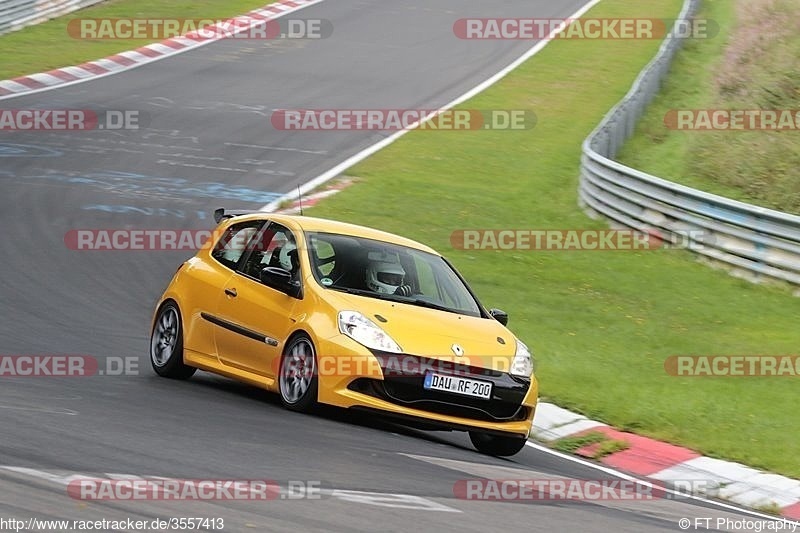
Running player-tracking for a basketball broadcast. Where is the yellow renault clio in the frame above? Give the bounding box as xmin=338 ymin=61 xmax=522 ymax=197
xmin=151 ymin=209 xmax=537 ymax=456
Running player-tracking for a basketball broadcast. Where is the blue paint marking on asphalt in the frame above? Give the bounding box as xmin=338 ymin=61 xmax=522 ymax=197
xmin=21 ymin=170 xmax=283 ymax=202
xmin=82 ymin=204 xmax=209 ymax=219
xmin=0 ymin=143 xmax=63 ymax=157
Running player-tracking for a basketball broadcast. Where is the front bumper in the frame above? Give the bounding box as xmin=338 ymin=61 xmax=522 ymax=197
xmin=315 ymin=335 xmax=538 ymax=437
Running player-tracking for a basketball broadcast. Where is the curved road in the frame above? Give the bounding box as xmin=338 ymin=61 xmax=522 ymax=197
xmin=0 ymin=1 xmax=770 ymax=531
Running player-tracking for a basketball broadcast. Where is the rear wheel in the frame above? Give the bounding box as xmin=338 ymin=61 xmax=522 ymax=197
xmin=469 ymin=431 xmax=527 ymax=457
xmin=278 ymin=334 xmax=318 ymax=412
xmin=150 ymin=302 xmax=196 ymax=379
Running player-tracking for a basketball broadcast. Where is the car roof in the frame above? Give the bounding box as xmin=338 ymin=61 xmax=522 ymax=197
xmin=224 ymin=213 xmax=440 ymax=255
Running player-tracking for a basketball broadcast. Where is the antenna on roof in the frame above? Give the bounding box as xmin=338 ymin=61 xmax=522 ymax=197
xmin=297 ymin=186 xmax=304 ymax=216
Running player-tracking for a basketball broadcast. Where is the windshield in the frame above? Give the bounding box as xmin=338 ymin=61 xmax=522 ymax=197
xmin=306 ymin=231 xmax=482 ymax=317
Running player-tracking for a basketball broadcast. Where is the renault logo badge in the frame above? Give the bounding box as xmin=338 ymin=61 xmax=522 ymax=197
xmin=451 ymin=343 xmax=464 ymax=357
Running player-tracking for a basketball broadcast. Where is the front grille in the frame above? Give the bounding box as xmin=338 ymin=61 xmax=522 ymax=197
xmin=348 ymin=377 xmax=530 ymax=422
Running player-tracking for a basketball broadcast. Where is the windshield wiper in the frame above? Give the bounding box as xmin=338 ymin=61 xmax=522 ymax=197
xmin=328 ymin=286 xmax=375 ymax=297
xmin=403 ymin=298 xmax=459 ymax=314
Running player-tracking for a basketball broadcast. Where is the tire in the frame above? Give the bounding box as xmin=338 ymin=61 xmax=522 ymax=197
xmin=278 ymin=334 xmax=318 ymax=412
xmin=469 ymin=431 xmax=528 ymax=457
xmin=150 ymin=302 xmax=196 ymax=380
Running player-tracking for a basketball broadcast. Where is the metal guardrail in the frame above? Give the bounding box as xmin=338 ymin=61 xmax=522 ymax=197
xmin=0 ymin=0 xmax=104 ymax=35
xmin=578 ymin=0 xmax=800 ymax=289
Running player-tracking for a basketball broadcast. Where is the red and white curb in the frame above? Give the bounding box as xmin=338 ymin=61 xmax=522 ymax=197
xmin=10 ymin=0 xmax=793 ymax=520
xmin=532 ymin=402 xmax=800 ymax=519
xmin=0 ymin=0 xmax=324 ymax=99
xmin=268 ymin=180 xmax=800 ymax=520
xmin=271 ymin=178 xmax=354 ymax=214
xmin=270 ymin=179 xmax=800 ymax=521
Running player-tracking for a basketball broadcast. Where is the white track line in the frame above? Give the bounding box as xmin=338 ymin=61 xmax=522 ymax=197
xmin=0 ymin=0 xmax=326 ymax=102
xmin=257 ymin=2 xmax=800 ymax=522
xmin=262 ymin=0 xmax=604 ymax=211
xmin=524 ymin=441 xmax=800 ymax=524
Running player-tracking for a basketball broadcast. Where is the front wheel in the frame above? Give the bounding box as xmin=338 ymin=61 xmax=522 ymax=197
xmin=278 ymin=334 xmax=318 ymax=412
xmin=150 ymin=302 xmax=196 ymax=380
xmin=469 ymin=431 xmax=528 ymax=457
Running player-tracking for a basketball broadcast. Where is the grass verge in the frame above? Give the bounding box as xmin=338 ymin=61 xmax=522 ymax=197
xmin=617 ymin=0 xmax=800 ymax=214
xmin=0 ymin=0 xmax=278 ymax=80
xmin=307 ymin=0 xmax=800 ymax=477
xmin=551 ymin=432 xmax=607 ymax=454
xmin=551 ymin=432 xmax=629 ymax=460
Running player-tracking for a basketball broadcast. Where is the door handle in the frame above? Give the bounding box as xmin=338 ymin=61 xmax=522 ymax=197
xmin=224 ymin=287 xmax=237 ymax=297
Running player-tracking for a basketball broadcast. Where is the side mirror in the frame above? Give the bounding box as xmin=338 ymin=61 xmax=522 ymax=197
xmin=260 ymin=267 xmax=302 ymax=299
xmin=489 ymin=308 xmax=508 ymax=326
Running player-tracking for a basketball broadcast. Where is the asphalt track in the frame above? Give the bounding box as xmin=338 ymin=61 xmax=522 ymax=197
xmin=0 ymin=1 xmax=775 ymax=531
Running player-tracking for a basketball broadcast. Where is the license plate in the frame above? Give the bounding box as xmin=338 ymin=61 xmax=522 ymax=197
xmin=423 ymin=372 xmax=492 ymax=400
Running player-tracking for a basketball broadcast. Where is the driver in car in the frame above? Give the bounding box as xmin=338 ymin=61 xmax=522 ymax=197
xmin=365 ymin=257 xmax=413 ymax=296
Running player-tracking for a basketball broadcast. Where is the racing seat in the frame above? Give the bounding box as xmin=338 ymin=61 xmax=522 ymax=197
xmin=268 ymin=246 xmax=300 ymax=280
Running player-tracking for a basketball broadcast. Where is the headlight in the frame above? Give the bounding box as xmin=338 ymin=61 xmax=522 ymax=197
xmin=338 ymin=311 xmax=402 ymax=353
xmin=510 ymin=339 xmax=533 ymax=377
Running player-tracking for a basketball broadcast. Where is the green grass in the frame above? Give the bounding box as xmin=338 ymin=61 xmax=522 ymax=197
xmin=754 ymin=502 xmax=784 ymax=516
xmin=617 ymin=0 xmax=800 ymax=214
xmin=0 ymin=0 xmax=277 ymax=80
xmin=552 ymin=432 xmax=607 ymax=454
xmin=6 ymin=0 xmax=797 ymax=479
xmin=551 ymin=431 xmax=629 ymax=460
xmin=306 ymin=0 xmax=800 ymax=477
xmin=594 ymin=438 xmax=630 ymax=459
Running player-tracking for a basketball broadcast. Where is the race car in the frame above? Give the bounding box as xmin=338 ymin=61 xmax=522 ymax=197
xmin=150 ymin=209 xmax=538 ymax=456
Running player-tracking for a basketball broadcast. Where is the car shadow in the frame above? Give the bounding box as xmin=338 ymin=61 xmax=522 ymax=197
xmin=181 ymin=370 xmax=479 ymax=454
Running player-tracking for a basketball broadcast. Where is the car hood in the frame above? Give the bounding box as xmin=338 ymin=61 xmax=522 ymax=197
xmin=327 ymin=290 xmax=517 ymax=363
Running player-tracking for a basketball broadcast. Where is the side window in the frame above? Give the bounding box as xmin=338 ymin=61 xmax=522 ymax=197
xmin=211 ymin=221 xmax=264 ymax=270
xmin=311 ymin=237 xmax=336 ymax=277
xmin=240 ymin=223 xmax=300 ymax=281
